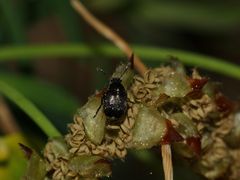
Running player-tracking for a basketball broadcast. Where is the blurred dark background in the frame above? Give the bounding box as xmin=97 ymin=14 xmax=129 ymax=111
xmin=1 ymin=0 xmax=240 ymax=100
xmin=0 ymin=0 xmax=240 ymax=179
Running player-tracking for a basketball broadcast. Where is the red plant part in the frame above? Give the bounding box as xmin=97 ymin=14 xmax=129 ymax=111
xmin=215 ymin=94 xmax=234 ymax=116
xmin=186 ymin=78 xmax=208 ymax=99
xmin=188 ymin=78 xmax=208 ymax=91
xmin=186 ymin=137 xmax=201 ymax=156
xmin=161 ymin=120 xmax=183 ymax=145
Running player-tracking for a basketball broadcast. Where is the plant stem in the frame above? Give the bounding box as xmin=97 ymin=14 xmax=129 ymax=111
xmin=161 ymin=145 xmax=173 ymax=180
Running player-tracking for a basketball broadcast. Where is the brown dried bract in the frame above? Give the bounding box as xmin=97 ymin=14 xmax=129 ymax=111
xmin=182 ymin=94 xmax=216 ymax=121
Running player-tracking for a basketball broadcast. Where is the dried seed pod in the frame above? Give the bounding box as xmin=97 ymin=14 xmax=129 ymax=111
xmin=69 ymin=147 xmax=79 ymax=154
xmin=144 ymin=70 xmax=157 ymax=84
xmin=182 ymin=94 xmax=216 ymax=121
xmin=132 ymin=85 xmax=149 ymax=101
xmin=120 ymin=124 xmax=131 ymax=134
xmin=134 ymin=76 xmax=144 ymax=85
xmin=145 ymin=83 xmax=157 ymax=89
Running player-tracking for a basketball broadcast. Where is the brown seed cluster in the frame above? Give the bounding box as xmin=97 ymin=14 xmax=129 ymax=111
xmin=64 ymin=66 xmax=179 ymax=162
xmin=65 ymin=103 xmax=138 ymax=159
xmin=182 ymin=72 xmax=237 ymax=179
xmin=65 ymin=67 xmax=174 ymax=161
xmin=195 ymin=114 xmax=235 ymax=179
xmin=42 ymin=65 xmax=240 ymax=180
xmin=198 ymin=138 xmax=231 ymax=179
xmin=229 ymin=149 xmax=240 ymax=180
xmin=131 ymin=67 xmax=173 ymax=106
xmin=130 ymin=67 xmax=239 ymax=179
xmin=182 ymin=94 xmax=216 ymax=122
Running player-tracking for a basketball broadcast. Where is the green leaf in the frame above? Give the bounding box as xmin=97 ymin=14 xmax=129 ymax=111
xmin=0 ymin=72 xmax=80 ymax=131
xmin=132 ymin=1 xmax=240 ymax=32
xmin=88 ymin=0 xmax=128 ymax=12
xmin=0 ymin=0 xmax=25 ymax=43
xmin=0 ymin=44 xmax=239 ymax=79
xmin=0 ymin=80 xmax=61 ymax=137
xmin=50 ymin=0 xmax=83 ymax=42
xmin=0 ymin=73 xmax=78 ymax=113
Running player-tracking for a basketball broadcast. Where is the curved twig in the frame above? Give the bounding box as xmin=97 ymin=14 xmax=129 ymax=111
xmin=161 ymin=145 xmax=173 ymax=180
xmin=70 ymin=0 xmax=147 ymax=76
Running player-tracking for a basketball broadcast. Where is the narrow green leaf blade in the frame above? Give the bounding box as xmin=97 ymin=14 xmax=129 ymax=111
xmin=0 ymin=72 xmax=79 ymax=118
xmin=0 ymin=44 xmax=240 ymax=79
xmin=0 ymin=81 xmax=61 ymax=137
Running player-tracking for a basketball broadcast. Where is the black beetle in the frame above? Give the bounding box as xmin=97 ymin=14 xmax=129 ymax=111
xmin=94 ymin=54 xmax=134 ymax=123
xmin=102 ymin=77 xmax=128 ymax=121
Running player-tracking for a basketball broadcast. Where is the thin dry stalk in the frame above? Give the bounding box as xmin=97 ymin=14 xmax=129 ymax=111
xmin=161 ymin=145 xmax=173 ymax=180
xmin=70 ymin=1 xmax=173 ymax=179
xmin=70 ymin=0 xmax=147 ymax=76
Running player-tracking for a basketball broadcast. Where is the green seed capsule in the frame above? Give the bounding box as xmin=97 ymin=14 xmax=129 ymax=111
xmin=78 ymin=96 xmax=106 ymax=145
xmin=129 ymin=105 xmax=167 ymax=149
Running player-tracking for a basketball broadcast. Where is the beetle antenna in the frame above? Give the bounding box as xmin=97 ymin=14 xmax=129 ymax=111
xmin=96 ymin=67 xmax=107 ymax=75
xmin=119 ymin=65 xmax=129 ymax=79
